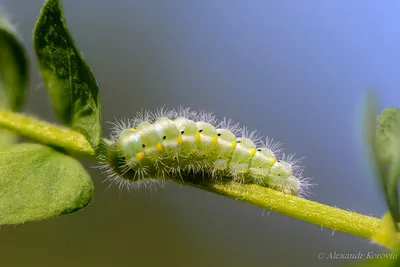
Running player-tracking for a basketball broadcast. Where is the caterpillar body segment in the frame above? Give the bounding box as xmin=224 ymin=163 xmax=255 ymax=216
xmin=104 ymin=108 xmax=310 ymax=196
xmin=213 ymin=129 xmax=237 ymax=172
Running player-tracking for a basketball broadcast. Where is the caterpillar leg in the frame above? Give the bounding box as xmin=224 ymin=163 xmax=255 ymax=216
xmin=265 ymin=160 xmax=301 ymax=195
xmin=265 ymin=175 xmax=301 ymax=195
xmin=248 ymin=149 xmax=303 ymax=195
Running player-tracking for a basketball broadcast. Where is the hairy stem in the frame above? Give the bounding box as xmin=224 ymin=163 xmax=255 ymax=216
xmin=186 ymin=181 xmax=379 ymax=239
xmin=0 ymin=109 xmax=382 ymax=241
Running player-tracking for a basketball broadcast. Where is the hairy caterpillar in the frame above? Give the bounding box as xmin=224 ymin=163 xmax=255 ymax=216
xmin=100 ymin=107 xmax=311 ymax=196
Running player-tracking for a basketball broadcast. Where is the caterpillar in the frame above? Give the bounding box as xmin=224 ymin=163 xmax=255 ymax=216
xmin=100 ymin=107 xmax=311 ymax=197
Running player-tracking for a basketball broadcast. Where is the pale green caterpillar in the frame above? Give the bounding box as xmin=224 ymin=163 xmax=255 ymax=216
xmin=101 ymin=107 xmax=311 ymax=196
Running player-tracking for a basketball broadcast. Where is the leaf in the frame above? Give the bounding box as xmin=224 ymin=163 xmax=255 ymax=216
xmin=0 ymin=143 xmax=93 ymax=225
xmin=0 ymin=10 xmax=29 ymax=147
xmin=376 ymin=107 xmax=400 ymax=164
xmin=33 ymin=0 xmax=101 ymax=148
xmin=371 ymin=213 xmax=399 ymax=249
xmin=364 ymin=95 xmax=400 ymax=230
xmin=377 ymin=107 xmax=400 ymax=228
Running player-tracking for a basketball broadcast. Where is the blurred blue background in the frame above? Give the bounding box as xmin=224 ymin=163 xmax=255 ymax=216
xmin=0 ymin=0 xmax=397 ymax=266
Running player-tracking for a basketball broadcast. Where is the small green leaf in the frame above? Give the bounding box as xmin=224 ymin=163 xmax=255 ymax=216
xmin=364 ymin=96 xmax=400 ymax=230
xmin=0 ymin=143 xmax=93 ymax=225
xmin=34 ymin=0 xmax=101 ymax=148
xmin=377 ymin=107 xmax=400 ymax=227
xmin=0 ymin=10 xmax=29 ymax=147
xmin=376 ymin=107 xmax=400 ymax=164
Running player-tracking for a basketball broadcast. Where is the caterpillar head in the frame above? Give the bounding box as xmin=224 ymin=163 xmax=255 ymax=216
xmin=107 ymin=129 xmax=145 ymax=170
xmin=106 ymin=128 xmax=155 ymax=184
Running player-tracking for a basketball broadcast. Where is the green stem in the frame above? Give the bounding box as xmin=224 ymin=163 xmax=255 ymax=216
xmin=0 ymin=109 xmax=94 ymax=156
xmin=186 ymin=181 xmax=380 ymax=239
xmin=0 ymin=109 xmax=383 ymax=242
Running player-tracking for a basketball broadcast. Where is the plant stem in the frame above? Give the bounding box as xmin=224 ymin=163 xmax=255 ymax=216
xmin=0 ymin=109 xmax=383 ymax=242
xmin=186 ymin=181 xmax=380 ymax=239
xmin=0 ymin=109 xmax=94 ymax=156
